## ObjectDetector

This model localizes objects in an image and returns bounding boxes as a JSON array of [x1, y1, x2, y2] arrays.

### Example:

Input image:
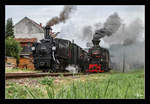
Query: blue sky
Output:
[[5, 5, 145, 48]]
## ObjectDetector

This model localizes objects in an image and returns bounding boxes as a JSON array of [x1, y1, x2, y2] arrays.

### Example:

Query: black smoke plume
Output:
[[47, 5, 77, 26], [81, 22, 102, 41], [103, 18, 144, 46], [93, 12, 121, 41]]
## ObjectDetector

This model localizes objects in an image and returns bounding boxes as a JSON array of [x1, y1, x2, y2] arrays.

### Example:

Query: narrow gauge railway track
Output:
[[5, 72, 84, 80]]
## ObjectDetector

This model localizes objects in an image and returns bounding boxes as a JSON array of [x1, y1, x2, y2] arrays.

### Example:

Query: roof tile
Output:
[[15, 38, 37, 43]]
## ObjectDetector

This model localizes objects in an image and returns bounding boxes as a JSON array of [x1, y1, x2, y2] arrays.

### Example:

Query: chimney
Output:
[[40, 23, 42, 27]]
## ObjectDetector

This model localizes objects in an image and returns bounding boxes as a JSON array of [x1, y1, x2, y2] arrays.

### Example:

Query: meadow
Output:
[[5, 69, 144, 99]]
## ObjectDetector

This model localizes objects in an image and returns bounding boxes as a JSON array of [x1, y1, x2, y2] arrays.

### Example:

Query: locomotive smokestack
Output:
[[44, 25, 52, 39], [92, 39, 100, 46]]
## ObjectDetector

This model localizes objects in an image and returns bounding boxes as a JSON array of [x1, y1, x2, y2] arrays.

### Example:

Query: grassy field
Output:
[[5, 69, 144, 99]]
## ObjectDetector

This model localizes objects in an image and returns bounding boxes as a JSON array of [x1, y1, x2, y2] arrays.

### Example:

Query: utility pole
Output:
[[123, 48, 125, 73], [122, 24, 125, 73]]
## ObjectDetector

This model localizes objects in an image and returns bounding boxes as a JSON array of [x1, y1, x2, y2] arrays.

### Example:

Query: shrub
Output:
[[5, 37, 22, 65]]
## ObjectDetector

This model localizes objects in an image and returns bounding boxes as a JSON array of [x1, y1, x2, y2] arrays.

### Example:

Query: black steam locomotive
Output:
[[32, 26, 110, 72]]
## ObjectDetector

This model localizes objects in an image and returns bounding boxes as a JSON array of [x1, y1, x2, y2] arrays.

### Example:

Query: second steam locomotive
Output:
[[32, 26, 111, 72]]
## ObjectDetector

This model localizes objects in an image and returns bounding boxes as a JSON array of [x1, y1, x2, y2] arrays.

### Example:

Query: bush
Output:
[[5, 37, 22, 65]]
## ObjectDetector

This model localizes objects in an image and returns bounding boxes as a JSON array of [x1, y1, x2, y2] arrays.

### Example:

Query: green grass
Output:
[[39, 76, 54, 87], [55, 71, 144, 99], [5, 69, 144, 99], [5, 83, 45, 99]]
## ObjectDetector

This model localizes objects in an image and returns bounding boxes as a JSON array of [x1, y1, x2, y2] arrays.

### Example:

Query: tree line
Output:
[[5, 18, 22, 65]]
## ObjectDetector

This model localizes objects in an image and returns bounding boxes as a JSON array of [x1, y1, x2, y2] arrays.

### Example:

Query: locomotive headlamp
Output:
[[52, 46, 56, 51], [31, 47, 35, 51]]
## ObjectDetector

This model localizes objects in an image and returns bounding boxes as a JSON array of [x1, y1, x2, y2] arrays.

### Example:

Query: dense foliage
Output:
[[5, 18, 22, 65], [5, 37, 22, 64]]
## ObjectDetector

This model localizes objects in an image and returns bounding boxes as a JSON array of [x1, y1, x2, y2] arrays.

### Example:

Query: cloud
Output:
[[6, 5, 144, 25], [5, 5, 145, 48]]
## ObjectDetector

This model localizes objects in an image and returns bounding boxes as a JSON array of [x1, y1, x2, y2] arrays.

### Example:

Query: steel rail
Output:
[[5, 72, 83, 80]]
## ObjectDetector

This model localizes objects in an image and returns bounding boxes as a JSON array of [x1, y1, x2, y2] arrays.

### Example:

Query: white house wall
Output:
[[15, 33, 44, 42], [14, 17, 44, 41], [14, 18, 43, 34]]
